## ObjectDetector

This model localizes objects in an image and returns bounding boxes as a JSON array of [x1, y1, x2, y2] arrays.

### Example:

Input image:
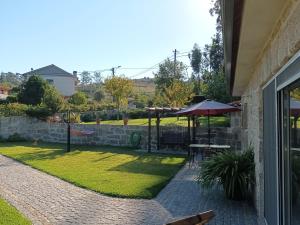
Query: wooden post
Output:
[[67, 110, 71, 152], [148, 112, 152, 152], [156, 112, 160, 151]]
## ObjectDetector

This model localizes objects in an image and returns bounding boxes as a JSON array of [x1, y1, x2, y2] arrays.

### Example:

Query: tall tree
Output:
[[104, 76, 133, 115], [93, 72, 102, 84], [190, 44, 202, 94], [190, 0, 231, 103], [163, 81, 194, 107], [18, 75, 47, 105], [154, 59, 187, 92], [80, 71, 92, 85]]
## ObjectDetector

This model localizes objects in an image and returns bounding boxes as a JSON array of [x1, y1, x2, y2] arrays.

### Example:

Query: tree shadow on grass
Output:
[[108, 156, 185, 177]]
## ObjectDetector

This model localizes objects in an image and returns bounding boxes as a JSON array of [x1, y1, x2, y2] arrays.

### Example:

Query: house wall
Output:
[[42, 75, 76, 96], [240, 1, 300, 217]]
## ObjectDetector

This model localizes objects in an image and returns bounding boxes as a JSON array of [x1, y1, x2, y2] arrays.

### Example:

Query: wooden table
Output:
[[189, 144, 231, 163]]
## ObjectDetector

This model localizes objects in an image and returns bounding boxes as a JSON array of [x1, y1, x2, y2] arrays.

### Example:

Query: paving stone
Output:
[[0, 155, 262, 225]]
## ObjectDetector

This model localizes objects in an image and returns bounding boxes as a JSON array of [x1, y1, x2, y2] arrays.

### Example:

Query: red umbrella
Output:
[[176, 99, 240, 144]]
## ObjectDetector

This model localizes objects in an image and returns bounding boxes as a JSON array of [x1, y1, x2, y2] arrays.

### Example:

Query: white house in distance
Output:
[[23, 64, 78, 97]]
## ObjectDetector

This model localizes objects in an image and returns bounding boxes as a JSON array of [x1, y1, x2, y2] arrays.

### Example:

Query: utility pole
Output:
[[173, 49, 177, 77], [111, 66, 121, 77], [111, 67, 115, 76]]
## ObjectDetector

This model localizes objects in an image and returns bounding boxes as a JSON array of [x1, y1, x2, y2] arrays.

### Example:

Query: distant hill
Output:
[[132, 78, 155, 95]]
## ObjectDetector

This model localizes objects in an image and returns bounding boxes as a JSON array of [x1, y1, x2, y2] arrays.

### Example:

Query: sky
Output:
[[0, 0, 216, 79]]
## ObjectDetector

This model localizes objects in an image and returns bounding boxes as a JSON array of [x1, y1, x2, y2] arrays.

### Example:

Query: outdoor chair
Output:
[[165, 210, 215, 225]]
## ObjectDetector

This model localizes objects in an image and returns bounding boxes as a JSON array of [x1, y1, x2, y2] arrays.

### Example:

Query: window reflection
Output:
[[290, 88, 300, 224]]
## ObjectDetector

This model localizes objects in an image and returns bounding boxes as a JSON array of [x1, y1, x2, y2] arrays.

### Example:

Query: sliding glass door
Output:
[[280, 81, 300, 225]]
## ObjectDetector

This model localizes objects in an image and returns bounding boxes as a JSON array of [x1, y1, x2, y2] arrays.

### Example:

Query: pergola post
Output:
[[156, 112, 160, 150], [148, 112, 152, 152]]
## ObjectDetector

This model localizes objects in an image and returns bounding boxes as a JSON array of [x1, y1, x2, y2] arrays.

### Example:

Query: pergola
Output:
[[145, 107, 196, 152]]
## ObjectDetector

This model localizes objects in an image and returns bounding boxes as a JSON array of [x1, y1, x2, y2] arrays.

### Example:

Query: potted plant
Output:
[[198, 147, 255, 200]]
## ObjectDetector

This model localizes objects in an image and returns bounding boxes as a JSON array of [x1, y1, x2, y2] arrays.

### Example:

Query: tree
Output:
[[154, 58, 187, 92], [133, 93, 152, 108], [0, 72, 23, 86], [163, 81, 194, 107], [93, 72, 102, 84], [187, 0, 231, 103], [94, 89, 105, 102], [201, 71, 231, 103], [104, 76, 133, 113], [18, 75, 47, 105], [68, 92, 87, 105], [80, 71, 92, 85], [190, 44, 203, 94], [43, 85, 64, 114]]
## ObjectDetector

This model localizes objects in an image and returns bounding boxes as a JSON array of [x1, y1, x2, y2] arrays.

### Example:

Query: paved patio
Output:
[[0, 154, 262, 225]]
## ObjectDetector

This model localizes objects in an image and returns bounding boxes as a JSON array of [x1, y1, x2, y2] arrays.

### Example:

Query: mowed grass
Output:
[[0, 142, 186, 199], [83, 116, 230, 127], [0, 198, 31, 225]]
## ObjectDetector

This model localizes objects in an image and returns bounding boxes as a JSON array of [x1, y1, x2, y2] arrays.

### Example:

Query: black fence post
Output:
[[148, 112, 152, 153]]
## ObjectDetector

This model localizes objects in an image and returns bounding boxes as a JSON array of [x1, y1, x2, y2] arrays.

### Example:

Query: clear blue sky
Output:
[[0, 0, 216, 78]]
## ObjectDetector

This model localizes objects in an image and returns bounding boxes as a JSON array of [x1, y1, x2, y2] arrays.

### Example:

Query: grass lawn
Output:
[[83, 116, 230, 127], [0, 198, 31, 225], [0, 142, 186, 199]]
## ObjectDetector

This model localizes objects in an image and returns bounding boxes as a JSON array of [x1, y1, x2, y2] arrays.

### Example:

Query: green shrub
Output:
[[26, 105, 53, 120], [6, 95, 18, 103], [81, 112, 97, 122], [7, 133, 26, 142], [198, 147, 255, 200], [0, 103, 28, 116], [68, 92, 87, 105]]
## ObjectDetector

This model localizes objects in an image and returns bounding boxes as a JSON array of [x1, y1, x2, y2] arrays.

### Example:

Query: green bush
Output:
[[198, 147, 255, 200], [6, 95, 18, 103], [26, 105, 53, 120], [81, 112, 97, 122], [68, 92, 87, 105], [0, 103, 28, 116], [7, 133, 26, 142]]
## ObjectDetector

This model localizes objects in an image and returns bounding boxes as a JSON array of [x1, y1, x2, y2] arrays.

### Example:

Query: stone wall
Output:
[[0, 116, 241, 151], [240, 1, 300, 217]]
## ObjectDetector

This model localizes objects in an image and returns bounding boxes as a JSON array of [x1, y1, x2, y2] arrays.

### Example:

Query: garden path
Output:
[[0, 155, 263, 225]]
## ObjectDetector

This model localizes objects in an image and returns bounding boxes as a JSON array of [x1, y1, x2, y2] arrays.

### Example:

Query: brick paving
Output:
[[0, 155, 262, 225]]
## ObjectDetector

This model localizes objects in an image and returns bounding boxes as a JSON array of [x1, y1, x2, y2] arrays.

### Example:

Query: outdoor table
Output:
[[189, 144, 231, 163]]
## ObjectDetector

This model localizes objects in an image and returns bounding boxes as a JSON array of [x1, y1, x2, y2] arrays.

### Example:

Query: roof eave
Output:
[[222, 0, 244, 96]]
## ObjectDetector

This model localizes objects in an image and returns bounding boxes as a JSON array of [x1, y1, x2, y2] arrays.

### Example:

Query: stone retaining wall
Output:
[[0, 116, 241, 151]]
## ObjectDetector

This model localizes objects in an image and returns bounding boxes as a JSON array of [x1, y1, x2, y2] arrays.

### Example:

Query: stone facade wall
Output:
[[240, 1, 300, 217], [0, 116, 241, 151]]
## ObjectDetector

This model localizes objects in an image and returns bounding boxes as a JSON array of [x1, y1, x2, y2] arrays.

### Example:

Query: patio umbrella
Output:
[[176, 99, 240, 144]]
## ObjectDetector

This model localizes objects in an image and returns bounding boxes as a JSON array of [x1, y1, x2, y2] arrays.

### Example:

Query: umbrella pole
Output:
[[208, 115, 211, 145], [192, 116, 196, 143]]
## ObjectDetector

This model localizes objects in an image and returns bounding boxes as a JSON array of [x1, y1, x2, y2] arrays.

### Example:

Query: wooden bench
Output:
[[165, 210, 215, 225]]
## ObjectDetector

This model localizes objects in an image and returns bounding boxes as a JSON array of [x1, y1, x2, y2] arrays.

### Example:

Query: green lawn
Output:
[[0, 142, 186, 199], [0, 198, 31, 225], [83, 116, 230, 127]]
